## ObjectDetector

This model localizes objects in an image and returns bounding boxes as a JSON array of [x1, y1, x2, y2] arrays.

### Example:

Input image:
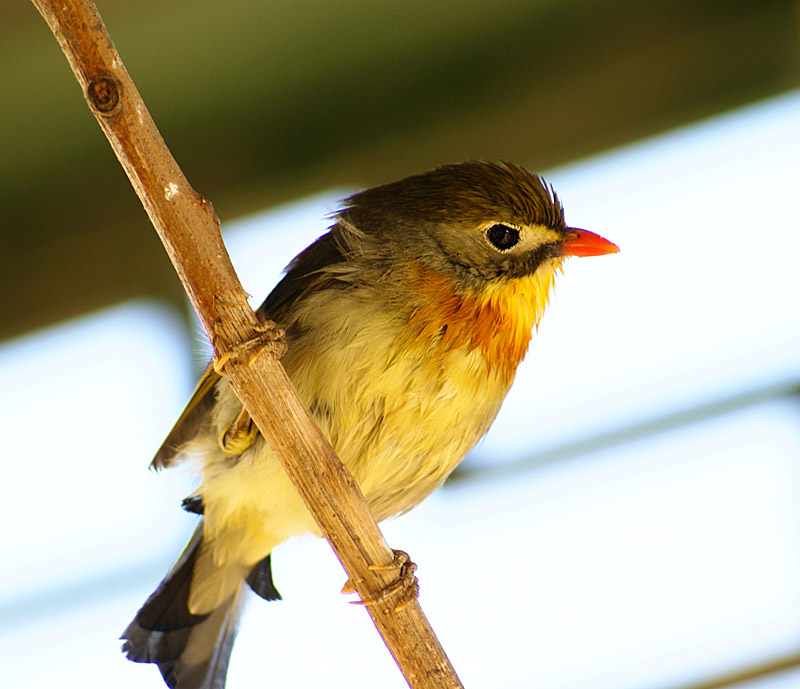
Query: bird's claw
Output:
[[344, 549, 419, 612]]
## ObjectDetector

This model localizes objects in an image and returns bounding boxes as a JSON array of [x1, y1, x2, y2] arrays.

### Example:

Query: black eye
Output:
[[486, 224, 520, 250]]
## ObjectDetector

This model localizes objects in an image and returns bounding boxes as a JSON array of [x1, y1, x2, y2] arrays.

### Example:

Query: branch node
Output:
[[86, 73, 120, 114]]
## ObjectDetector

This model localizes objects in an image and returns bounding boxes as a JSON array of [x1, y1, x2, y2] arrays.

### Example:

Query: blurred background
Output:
[[2, 1, 800, 688]]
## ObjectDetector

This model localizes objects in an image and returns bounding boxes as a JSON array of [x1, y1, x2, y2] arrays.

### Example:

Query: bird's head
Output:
[[337, 160, 617, 291]]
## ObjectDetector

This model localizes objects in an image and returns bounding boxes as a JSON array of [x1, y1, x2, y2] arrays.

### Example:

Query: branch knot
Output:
[[87, 74, 120, 114]]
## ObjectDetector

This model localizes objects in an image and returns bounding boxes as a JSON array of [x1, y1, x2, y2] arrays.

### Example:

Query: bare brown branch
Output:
[[30, 1, 463, 687]]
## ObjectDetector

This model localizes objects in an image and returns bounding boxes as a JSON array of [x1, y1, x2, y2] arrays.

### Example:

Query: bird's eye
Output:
[[486, 224, 520, 251]]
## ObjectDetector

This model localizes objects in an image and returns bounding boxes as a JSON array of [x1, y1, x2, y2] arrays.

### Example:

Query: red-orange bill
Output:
[[561, 228, 619, 258]]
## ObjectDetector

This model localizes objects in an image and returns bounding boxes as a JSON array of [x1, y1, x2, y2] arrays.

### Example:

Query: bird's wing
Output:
[[151, 364, 220, 469], [151, 230, 344, 469], [255, 229, 344, 323]]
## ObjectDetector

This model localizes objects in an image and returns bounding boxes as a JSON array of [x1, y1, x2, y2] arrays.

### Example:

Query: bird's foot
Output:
[[343, 549, 419, 612], [212, 292, 287, 374]]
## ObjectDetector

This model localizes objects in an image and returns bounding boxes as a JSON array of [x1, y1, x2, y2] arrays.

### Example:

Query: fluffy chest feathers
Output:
[[274, 260, 559, 518]]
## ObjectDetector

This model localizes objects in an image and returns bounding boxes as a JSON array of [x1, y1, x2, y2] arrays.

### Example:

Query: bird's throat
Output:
[[407, 261, 561, 384]]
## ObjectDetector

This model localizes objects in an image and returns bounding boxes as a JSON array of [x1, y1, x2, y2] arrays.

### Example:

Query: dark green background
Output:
[[3, 0, 798, 340]]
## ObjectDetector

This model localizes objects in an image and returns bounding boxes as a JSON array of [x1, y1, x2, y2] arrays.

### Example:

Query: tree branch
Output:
[[30, 1, 463, 687]]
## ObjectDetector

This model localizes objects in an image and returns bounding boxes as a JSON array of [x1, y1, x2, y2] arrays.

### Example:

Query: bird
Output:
[[121, 161, 618, 689]]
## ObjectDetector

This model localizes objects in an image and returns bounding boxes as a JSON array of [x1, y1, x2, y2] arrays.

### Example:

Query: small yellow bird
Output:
[[122, 161, 618, 688]]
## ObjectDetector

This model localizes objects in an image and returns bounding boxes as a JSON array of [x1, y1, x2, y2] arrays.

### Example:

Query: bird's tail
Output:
[[121, 527, 243, 689]]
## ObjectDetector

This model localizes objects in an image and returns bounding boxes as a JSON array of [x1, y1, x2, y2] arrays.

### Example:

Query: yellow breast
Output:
[[276, 260, 562, 518]]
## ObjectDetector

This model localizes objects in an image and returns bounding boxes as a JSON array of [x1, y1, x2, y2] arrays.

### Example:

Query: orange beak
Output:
[[561, 228, 619, 258]]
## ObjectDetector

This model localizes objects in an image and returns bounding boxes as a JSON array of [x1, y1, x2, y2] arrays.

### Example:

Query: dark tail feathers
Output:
[[121, 526, 281, 689]]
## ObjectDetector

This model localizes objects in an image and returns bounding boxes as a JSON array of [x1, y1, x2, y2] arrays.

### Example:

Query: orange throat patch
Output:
[[408, 261, 562, 384]]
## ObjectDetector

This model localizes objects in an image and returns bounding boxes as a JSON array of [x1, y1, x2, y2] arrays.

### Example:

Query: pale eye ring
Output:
[[486, 224, 520, 251]]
